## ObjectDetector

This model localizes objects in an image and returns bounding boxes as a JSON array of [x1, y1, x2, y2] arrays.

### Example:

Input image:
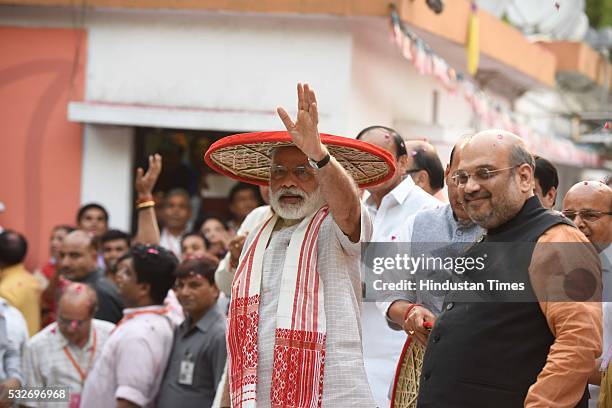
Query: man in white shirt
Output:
[[0, 296, 27, 406], [159, 189, 191, 258], [356, 125, 441, 407], [81, 244, 178, 408], [0, 297, 27, 353], [403, 139, 446, 202], [22, 283, 114, 407]]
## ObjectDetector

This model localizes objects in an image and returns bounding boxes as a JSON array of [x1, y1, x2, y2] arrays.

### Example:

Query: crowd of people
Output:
[[0, 83, 610, 407]]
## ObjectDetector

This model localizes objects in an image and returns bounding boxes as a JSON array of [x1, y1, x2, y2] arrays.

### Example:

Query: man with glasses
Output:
[[22, 283, 114, 407], [563, 180, 612, 407], [206, 84, 395, 407], [417, 130, 602, 407], [356, 126, 440, 407], [563, 181, 612, 253]]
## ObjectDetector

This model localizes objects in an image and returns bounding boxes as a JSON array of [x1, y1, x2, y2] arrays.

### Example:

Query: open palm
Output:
[[135, 154, 162, 196], [277, 83, 326, 160]]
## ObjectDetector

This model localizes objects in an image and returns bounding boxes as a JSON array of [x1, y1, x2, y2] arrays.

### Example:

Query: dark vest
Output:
[[416, 197, 587, 408]]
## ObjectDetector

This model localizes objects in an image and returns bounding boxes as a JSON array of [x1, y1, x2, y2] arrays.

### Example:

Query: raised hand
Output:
[[277, 83, 328, 161], [135, 154, 162, 199]]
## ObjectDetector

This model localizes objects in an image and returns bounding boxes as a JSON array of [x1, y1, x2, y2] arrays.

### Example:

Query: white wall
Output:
[[3, 5, 540, 214], [84, 9, 353, 134], [348, 18, 475, 163], [1, 5, 477, 145], [80, 124, 134, 231], [0, 6, 355, 134]]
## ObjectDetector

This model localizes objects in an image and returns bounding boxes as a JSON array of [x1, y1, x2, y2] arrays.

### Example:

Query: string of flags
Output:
[[388, 5, 602, 167]]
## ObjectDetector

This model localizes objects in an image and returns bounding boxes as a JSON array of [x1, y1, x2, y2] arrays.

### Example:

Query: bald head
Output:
[[58, 230, 98, 281], [464, 130, 533, 168], [356, 126, 408, 197], [58, 283, 98, 316], [356, 126, 406, 159], [57, 283, 98, 346], [457, 129, 535, 229], [563, 181, 612, 251], [565, 180, 612, 202], [63, 230, 95, 250]]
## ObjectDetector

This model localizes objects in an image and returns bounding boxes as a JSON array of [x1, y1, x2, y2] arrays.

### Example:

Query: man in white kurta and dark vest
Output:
[[204, 83, 395, 407]]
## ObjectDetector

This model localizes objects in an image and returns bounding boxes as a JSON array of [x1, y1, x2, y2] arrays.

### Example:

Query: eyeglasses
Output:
[[270, 165, 315, 181], [562, 210, 612, 223], [57, 316, 88, 328], [451, 166, 518, 187]]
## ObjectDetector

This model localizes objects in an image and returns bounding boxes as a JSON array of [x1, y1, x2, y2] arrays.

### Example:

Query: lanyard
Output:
[[111, 307, 169, 333], [63, 328, 97, 384]]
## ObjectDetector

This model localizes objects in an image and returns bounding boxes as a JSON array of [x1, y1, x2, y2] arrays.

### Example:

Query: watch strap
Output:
[[310, 153, 331, 169]]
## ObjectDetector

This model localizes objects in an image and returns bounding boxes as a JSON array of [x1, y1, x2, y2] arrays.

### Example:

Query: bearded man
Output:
[[417, 130, 602, 408], [205, 83, 394, 407]]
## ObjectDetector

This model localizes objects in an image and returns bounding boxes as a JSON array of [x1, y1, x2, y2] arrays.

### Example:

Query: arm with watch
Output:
[[277, 83, 362, 242]]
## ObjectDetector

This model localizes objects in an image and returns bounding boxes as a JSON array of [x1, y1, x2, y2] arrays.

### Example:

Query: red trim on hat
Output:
[[203, 131, 396, 188]]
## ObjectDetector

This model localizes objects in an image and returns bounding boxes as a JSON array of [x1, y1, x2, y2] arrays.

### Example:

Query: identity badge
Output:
[[179, 353, 195, 385]]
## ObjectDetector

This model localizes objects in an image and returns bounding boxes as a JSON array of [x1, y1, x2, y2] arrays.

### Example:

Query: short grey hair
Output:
[[509, 144, 535, 170]]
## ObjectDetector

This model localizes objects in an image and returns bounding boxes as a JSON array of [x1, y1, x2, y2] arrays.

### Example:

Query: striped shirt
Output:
[[22, 319, 115, 407]]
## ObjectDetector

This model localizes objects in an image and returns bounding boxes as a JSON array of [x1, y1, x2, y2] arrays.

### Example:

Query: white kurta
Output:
[[250, 204, 376, 407], [362, 177, 441, 407]]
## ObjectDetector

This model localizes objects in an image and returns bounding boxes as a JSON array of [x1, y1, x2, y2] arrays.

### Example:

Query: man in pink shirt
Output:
[[81, 244, 178, 408]]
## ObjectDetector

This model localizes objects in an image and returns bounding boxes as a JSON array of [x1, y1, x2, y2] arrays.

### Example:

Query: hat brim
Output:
[[204, 131, 396, 188]]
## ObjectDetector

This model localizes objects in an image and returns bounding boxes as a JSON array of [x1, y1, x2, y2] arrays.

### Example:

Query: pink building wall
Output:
[[0, 27, 86, 270]]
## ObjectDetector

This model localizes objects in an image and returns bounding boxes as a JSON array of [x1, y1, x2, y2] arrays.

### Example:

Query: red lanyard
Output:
[[111, 307, 169, 333], [63, 328, 97, 384]]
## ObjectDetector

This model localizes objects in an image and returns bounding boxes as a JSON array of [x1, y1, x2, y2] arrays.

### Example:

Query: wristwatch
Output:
[[308, 153, 331, 169]]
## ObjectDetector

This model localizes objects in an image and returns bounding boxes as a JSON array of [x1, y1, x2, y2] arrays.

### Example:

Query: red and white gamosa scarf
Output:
[[227, 206, 329, 408]]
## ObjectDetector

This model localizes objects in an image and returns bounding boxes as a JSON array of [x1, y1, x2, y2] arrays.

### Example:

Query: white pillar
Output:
[[80, 124, 134, 231]]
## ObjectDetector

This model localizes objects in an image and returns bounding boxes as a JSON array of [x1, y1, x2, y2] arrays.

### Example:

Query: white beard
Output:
[[269, 186, 325, 220]]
